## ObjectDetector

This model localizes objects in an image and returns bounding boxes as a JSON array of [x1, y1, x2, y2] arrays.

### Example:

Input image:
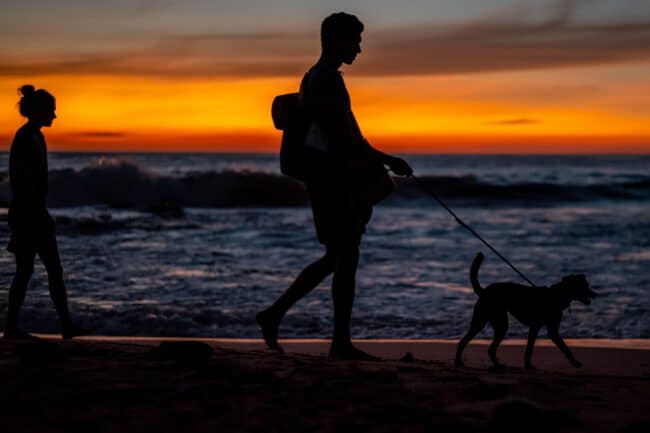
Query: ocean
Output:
[[0, 153, 648, 339]]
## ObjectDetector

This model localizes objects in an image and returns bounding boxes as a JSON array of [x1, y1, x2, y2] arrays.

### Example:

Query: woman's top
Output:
[[8, 123, 49, 229]]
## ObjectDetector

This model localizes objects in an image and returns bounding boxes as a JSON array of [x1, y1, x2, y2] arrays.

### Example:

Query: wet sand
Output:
[[0, 337, 648, 432]]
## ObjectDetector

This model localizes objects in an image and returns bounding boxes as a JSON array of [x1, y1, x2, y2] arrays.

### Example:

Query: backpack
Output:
[[272, 72, 324, 182], [271, 72, 394, 205]]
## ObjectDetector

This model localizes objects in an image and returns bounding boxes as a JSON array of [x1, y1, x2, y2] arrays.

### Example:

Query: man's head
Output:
[[321, 12, 364, 65]]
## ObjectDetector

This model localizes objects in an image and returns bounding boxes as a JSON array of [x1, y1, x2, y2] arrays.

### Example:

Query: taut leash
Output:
[[408, 174, 537, 287]]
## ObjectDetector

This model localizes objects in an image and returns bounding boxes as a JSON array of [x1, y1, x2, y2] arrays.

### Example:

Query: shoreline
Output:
[[5, 335, 650, 377], [43, 336, 650, 349], [18, 335, 650, 349]]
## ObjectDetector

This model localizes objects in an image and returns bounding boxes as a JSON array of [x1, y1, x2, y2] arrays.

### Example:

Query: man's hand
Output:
[[387, 156, 413, 176]]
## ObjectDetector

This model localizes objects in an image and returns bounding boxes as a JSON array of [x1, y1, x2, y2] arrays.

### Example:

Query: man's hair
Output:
[[321, 12, 364, 51]]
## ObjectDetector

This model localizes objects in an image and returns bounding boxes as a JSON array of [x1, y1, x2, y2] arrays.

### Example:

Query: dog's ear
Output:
[[563, 274, 597, 298]]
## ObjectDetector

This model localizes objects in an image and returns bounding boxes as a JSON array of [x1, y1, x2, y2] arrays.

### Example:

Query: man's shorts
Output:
[[308, 184, 373, 250]]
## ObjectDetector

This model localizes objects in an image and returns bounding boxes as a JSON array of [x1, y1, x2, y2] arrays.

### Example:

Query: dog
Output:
[[455, 252, 597, 370]]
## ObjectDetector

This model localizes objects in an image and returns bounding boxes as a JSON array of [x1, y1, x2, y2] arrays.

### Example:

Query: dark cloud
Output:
[[358, 20, 650, 76], [0, 32, 315, 78], [1, 3, 649, 78], [135, 0, 169, 15]]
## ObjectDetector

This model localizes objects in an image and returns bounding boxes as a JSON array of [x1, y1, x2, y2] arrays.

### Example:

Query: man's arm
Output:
[[309, 68, 413, 176], [351, 113, 412, 176], [361, 139, 413, 176]]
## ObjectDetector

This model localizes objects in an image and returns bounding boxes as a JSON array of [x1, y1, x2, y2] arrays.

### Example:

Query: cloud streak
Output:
[[70, 131, 127, 138], [487, 118, 540, 125], [1, 3, 649, 78], [487, 117, 540, 126], [0, 32, 315, 78], [359, 19, 650, 76]]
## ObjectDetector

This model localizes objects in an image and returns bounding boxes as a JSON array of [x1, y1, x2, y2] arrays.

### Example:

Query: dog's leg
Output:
[[524, 325, 541, 370], [487, 313, 508, 370], [548, 322, 582, 368], [455, 312, 486, 367]]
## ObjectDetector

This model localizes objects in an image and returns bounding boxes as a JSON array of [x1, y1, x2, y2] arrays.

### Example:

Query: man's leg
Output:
[[331, 246, 358, 346], [257, 250, 335, 352], [329, 245, 378, 360], [4, 247, 36, 339]]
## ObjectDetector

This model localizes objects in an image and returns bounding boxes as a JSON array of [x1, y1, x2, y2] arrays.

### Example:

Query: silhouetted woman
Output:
[[4, 85, 86, 339]]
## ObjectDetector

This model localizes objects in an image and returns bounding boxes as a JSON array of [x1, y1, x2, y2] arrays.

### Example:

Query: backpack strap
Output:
[[298, 70, 312, 111]]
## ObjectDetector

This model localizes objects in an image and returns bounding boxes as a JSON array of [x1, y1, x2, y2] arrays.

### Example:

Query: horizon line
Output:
[[1, 149, 649, 156]]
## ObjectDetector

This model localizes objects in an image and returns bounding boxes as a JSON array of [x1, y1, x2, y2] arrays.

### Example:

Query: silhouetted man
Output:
[[257, 12, 412, 360]]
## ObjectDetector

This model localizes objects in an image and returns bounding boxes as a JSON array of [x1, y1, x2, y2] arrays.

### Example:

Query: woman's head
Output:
[[18, 85, 56, 127]]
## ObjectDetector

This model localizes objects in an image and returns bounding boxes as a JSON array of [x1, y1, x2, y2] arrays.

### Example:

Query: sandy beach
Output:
[[0, 337, 648, 433]]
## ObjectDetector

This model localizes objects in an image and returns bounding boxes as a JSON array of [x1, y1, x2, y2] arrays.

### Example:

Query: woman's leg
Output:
[[37, 233, 72, 329], [37, 233, 87, 338], [4, 247, 36, 338]]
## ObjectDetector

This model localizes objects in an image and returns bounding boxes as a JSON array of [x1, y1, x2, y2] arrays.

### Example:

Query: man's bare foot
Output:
[[256, 310, 284, 354], [329, 343, 380, 361], [62, 324, 91, 340], [3, 328, 39, 340]]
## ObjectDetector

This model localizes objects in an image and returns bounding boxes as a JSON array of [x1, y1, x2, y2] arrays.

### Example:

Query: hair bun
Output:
[[19, 85, 35, 97]]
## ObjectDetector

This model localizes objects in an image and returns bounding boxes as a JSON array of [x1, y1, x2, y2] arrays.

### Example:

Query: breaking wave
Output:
[[0, 157, 648, 210]]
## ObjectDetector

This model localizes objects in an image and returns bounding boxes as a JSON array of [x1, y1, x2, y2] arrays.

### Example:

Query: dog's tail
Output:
[[470, 252, 484, 296]]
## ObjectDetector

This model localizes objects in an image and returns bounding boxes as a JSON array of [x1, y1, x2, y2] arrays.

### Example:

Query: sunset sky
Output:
[[1, 0, 649, 153]]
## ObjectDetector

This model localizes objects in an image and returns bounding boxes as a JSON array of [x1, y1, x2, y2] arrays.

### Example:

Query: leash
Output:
[[408, 174, 537, 287]]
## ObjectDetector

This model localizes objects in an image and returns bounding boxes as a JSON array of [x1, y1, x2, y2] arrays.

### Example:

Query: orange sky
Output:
[[1, 1, 650, 153], [1, 69, 648, 153]]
